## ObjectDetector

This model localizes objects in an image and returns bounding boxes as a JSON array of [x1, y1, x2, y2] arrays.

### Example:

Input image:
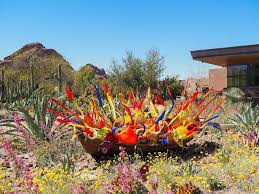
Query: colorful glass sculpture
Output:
[[49, 83, 224, 146]]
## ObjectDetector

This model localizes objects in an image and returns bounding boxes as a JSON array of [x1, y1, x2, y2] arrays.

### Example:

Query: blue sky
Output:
[[1, 0, 259, 78]]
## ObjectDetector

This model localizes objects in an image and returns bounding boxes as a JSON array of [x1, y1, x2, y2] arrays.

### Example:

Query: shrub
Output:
[[159, 76, 184, 100], [229, 102, 258, 133], [108, 49, 165, 94], [224, 87, 245, 103]]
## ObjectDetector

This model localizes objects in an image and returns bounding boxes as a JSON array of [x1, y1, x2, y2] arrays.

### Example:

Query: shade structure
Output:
[[191, 44, 259, 66]]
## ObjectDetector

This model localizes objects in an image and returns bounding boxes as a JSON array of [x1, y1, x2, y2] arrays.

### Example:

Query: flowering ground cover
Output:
[[1, 126, 258, 193], [0, 87, 258, 193]]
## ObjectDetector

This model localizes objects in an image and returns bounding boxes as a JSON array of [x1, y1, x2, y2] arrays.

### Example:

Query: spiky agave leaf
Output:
[[18, 104, 45, 139], [229, 102, 259, 133], [0, 119, 16, 128]]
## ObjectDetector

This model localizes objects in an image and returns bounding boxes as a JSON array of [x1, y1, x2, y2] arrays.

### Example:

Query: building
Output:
[[191, 44, 259, 101]]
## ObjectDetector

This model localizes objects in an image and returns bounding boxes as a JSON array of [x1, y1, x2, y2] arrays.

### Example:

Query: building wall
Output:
[[209, 68, 227, 91]]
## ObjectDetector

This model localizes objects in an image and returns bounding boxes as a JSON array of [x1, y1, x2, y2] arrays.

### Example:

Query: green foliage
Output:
[[33, 142, 59, 166], [0, 69, 33, 103], [36, 80, 59, 95], [0, 63, 71, 103], [74, 64, 99, 96], [0, 57, 73, 97], [62, 140, 78, 174], [159, 76, 184, 99], [123, 52, 145, 91], [1, 94, 78, 165], [16, 96, 55, 140], [76, 65, 96, 82], [108, 49, 165, 94], [216, 147, 230, 164], [229, 102, 259, 133], [0, 119, 15, 128], [224, 87, 245, 103], [206, 174, 224, 191], [143, 49, 165, 89], [179, 161, 197, 177], [0, 119, 24, 146]]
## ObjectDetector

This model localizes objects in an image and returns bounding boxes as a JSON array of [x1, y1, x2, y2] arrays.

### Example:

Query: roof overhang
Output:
[[191, 44, 259, 66]]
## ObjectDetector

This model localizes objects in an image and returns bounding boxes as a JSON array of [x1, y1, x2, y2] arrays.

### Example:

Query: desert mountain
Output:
[[0, 43, 107, 92], [0, 43, 74, 70], [77, 63, 107, 80], [0, 43, 74, 91]]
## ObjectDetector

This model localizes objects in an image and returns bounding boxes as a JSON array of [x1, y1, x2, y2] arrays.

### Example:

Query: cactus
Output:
[[30, 65, 34, 93], [0, 69, 5, 101], [57, 64, 62, 93], [26, 78, 30, 97], [0, 64, 64, 103], [0, 70, 31, 103], [19, 80, 23, 97]]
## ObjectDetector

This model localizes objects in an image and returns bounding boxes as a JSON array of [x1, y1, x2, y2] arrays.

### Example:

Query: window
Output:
[[255, 65, 259, 85], [227, 65, 248, 87], [250, 64, 259, 86]]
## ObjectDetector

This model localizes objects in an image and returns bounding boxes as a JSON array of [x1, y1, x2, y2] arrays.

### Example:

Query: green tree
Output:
[[74, 65, 99, 96], [143, 49, 165, 89], [159, 76, 184, 100], [109, 60, 127, 93], [108, 49, 165, 94], [123, 52, 145, 91]]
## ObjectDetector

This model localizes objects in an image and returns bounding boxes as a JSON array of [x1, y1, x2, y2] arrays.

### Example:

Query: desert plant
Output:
[[159, 76, 184, 100], [108, 48, 165, 93], [241, 131, 259, 146], [0, 92, 49, 111], [62, 140, 78, 174], [0, 118, 15, 128], [206, 174, 224, 191], [2, 95, 64, 140], [224, 87, 245, 103], [216, 147, 231, 164], [229, 102, 259, 134], [0, 140, 29, 178], [1, 94, 79, 165], [15, 96, 54, 140], [179, 161, 197, 177]]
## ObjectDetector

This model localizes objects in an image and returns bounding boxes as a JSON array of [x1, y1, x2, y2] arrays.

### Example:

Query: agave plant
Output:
[[1, 94, 40, 111], [0, 96, 54, 139], [0, 118, 15, 128], [15, 96, 57, 140], [224, 87, 245, 103], [229, 103, 259, 145], [0, 119, 17, 141], [0, 117, 29, 147], [229, 102, 258, 133]]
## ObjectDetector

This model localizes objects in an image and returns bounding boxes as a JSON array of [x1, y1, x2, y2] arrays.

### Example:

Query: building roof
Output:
[[191, 44, 259, 66]]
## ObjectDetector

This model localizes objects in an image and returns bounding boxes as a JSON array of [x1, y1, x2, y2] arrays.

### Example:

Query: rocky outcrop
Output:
[[3, 43, 45, 61], [77, 63, 107, 80], [0, 43, 107, 92], [0, 42, 73, 70], [0, 43, 74, 91], [85, 63, 106, 77], [84, 63, 106, 77]]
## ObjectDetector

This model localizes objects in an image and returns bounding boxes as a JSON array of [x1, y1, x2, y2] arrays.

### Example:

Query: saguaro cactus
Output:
[[26, 78, 30, 97], [0, 64, 66, 103], [0, 69, 5, 101], [57, 64, 62, 93], [19, 80, 23, 97], [30, 65, 34, 93]]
